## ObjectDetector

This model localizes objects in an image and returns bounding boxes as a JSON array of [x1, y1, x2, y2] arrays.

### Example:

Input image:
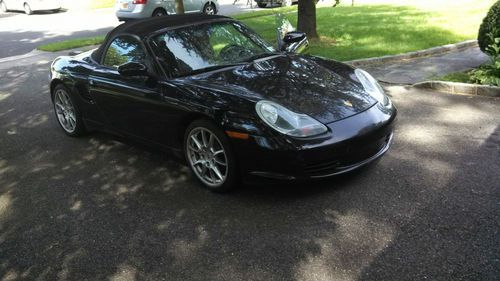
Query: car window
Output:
[[209, 24, 262, 57], [103, 36, 146, 68], [150, 21, 276, 77]]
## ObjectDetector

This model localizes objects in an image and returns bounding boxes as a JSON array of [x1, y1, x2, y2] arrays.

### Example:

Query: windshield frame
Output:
[[146, 19, 277, 79]]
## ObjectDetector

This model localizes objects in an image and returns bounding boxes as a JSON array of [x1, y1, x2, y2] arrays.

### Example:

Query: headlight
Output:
[[256, 100, 328, 137], [355, 69, 391, 107]]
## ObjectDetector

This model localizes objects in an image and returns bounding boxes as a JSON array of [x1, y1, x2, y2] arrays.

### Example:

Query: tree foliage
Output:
[[478, 0, 500, 54]]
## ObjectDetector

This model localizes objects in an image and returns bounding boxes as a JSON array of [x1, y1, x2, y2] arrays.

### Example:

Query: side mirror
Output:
[[281, 31, 309, 54], [283, 31, 306, 44], [117, 61, 148, 77]]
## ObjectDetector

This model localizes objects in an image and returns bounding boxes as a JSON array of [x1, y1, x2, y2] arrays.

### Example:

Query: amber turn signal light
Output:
[[225, 131, 249, 140]]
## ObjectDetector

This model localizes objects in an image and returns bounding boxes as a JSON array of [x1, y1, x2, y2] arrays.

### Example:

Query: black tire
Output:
[[152, 8, 166, 17], [184, 119, 239, 192], [0, 1, 8, 12], [202, 3, 216, 15], [24, 3, 32, 15], [257, 2, 267, 8], [52, 84, 87, 137]]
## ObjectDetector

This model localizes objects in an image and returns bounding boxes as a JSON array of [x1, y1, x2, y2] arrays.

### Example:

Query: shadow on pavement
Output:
[[0, 60, 499, 280], [0, 28, 112, 59]]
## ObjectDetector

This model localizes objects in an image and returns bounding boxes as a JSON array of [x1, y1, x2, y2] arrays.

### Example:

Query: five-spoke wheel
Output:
[[52, 84, 85, 136], [203, 3, 216, 15], [185, 119, 237, 191]]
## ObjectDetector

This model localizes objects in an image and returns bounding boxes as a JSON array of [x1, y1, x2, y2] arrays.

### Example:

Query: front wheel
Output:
[[52, 84, 86, 137], [202, 3, 216, 15], [184, 119, 238, 192], [24, 3, 32, 15], [257, 2, 267, 8]]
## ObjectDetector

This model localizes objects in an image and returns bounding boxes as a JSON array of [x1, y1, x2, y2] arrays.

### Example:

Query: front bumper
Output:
[[116, 4, 148, 20], [254, 0, 283, 4], [231, 103, 397, 180]]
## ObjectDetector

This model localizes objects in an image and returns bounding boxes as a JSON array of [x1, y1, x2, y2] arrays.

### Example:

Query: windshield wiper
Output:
[[244, 52, 282, 63], [187, 62, 249, 76]]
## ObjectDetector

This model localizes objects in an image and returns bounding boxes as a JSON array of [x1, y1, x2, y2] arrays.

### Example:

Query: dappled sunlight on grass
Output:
[[240, 0, 496, 60]]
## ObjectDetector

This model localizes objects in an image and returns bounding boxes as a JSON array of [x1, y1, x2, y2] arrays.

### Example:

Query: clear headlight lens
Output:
[[256, 100, 328, 138], [355, 69, 391, 107]]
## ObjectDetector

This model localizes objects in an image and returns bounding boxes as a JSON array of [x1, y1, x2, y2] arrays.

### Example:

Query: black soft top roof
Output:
[[91, 14, 231, 62]]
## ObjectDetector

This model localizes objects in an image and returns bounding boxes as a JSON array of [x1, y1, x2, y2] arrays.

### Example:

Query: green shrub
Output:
[[469, 61, 500, 86], [478, 0, 500, 54], [470, 30, 500, 86]]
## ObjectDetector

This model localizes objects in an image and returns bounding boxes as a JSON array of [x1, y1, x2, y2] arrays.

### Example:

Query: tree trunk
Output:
[[175, 0, 185, 14], [297, 0, 318, 40]]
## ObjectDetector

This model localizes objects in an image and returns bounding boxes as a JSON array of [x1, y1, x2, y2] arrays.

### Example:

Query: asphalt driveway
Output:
[[0, 52, 499, 280]]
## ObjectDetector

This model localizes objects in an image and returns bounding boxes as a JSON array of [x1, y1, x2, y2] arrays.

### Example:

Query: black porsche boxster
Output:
[[49, 14, 396, 191]]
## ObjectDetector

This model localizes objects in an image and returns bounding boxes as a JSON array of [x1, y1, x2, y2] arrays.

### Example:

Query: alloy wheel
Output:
[[153, 9, 166, 17], [54, 88, 77, 133], [204, 4, 215, 15], [186, 127, 228, 188]]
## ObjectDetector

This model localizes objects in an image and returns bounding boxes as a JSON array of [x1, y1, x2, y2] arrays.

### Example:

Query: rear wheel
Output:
[[0, 1, 8, 12], [184, 119, 238, 192], [257, 2, 267, 8], [52, 84, 86, 137], [152, 8, 166, 17], [23, 3, 32, 15], [202, 3, 216, 15]]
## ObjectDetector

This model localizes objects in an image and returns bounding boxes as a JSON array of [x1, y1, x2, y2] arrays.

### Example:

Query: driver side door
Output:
[[88, 35, 170, 145]]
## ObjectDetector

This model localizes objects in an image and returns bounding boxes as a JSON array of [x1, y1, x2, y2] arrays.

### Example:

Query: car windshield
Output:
[[150, 21, 277, 77]]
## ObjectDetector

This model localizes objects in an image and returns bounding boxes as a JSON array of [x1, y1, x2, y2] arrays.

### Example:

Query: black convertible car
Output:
[[49, 14, 396, 191]]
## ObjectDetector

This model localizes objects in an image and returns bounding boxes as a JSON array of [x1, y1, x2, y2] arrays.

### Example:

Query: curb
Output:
[[0, 45, 99, 65], [413, 81, 500, 97], [347, 40, 478, 67]]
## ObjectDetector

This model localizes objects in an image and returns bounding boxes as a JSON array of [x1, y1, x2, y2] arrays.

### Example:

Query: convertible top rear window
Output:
[[150, 21, 275, 77]]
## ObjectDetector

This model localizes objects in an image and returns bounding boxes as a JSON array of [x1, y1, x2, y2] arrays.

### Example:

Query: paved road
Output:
[[0, 51, 499, 280], [0, 1, 267, 59]]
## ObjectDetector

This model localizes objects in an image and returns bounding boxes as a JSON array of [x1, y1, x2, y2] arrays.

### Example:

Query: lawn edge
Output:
[[37, 37, 105, 52], [413, 80, 500, 97]]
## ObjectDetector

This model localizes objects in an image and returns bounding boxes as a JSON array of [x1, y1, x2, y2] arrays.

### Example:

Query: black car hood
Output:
[[179, 54, 377, 124]]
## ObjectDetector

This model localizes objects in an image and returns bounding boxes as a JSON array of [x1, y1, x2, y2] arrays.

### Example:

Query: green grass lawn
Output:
[[38, 0, 496, 60], [90, 0, 115, 9], [37, 36, 104, 52], [433, 71, 472, 83], [236, 0, 496, 61]]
